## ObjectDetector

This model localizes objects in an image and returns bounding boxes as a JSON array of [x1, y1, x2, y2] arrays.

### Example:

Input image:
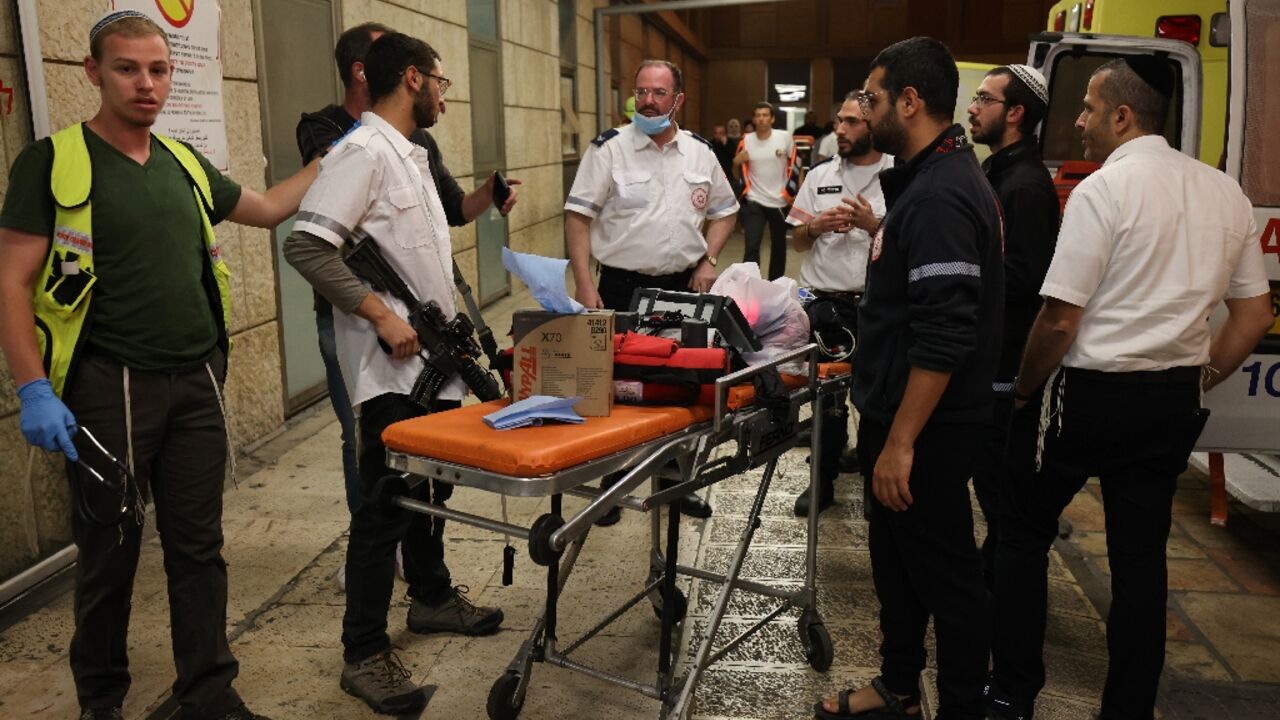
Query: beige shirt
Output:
[[566, 123, 738, 275], [1042, 135, 1269, 371]]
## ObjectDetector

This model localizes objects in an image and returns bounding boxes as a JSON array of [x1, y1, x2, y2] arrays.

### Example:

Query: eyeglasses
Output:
[[970, 93, 1008, 107], [854, 90, 886, 110], [406, 66, 451, 96], [634, 88, 674, 101]]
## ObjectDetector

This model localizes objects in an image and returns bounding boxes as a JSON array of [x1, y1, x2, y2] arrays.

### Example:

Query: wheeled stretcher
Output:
[[378, 345, 852, 719]]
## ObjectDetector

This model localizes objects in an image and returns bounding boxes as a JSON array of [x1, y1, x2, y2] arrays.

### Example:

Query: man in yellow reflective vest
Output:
[[0, 12, 317, 720]]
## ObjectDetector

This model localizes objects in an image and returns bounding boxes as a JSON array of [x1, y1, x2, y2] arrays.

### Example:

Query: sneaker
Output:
[[983, 677, 1031, 720], [407, 585, 504, 636], [340, 649, 427, 715], [79, 709, 123, 720]]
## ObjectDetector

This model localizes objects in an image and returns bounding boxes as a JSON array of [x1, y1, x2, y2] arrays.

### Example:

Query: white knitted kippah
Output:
[[1007, 64, 1049, 107]]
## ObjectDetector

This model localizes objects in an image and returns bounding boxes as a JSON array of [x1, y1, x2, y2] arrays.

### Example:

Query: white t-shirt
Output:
[[787, 153, 894, 292], [1041, 135, 1269, 371], [564, 123, 738, 274], [741, 129, 793, 208], [294, 112, 464, 407]]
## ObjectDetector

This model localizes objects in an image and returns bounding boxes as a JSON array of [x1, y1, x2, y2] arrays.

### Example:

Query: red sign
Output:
[[1262, 217, 1280, 261], [154, 0, 195, 28]]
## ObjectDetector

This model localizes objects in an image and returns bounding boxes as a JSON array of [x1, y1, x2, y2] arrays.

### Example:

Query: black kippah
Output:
[[1121, 56, 1175, 99]]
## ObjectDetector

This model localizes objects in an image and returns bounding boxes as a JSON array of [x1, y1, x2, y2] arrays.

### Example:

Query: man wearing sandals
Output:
[[0, 12, 319, 720], [816, 37, 1002, 719]]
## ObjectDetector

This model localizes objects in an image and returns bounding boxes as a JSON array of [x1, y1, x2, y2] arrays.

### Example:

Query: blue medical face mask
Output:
[[632, 104, 675, 135]]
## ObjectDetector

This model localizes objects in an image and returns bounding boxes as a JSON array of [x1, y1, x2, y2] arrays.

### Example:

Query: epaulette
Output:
[[590, 128, 621, 147], [686, 131, 715, 150], [809, 156, 836, 170]]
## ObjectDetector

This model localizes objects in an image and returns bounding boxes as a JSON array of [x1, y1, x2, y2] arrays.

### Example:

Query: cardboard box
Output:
[[512, 309, 615, 416]]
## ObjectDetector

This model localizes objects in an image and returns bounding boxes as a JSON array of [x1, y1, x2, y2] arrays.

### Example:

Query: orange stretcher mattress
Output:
[[382, 363, 851, 478], [384, 401, 713, 477]]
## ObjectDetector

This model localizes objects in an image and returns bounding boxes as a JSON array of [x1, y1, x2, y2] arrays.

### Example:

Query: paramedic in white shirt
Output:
[[987, 56, 1273, 720], [786, 93, 893, 517]]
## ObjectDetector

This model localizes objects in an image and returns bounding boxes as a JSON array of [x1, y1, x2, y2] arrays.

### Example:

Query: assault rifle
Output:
[[345, 235, 501, 405]]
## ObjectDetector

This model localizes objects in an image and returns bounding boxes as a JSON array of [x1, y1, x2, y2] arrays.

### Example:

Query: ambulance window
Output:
[[1040, 52, 1182, 163], [1239, 3, 1280, 207]]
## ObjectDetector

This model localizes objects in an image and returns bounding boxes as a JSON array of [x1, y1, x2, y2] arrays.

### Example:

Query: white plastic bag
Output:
[[710, 262, 811, 373]]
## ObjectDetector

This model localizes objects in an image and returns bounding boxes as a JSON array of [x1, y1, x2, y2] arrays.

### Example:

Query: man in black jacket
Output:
[[965, 64, 1059, 590], [815, 37, 1002, 720]]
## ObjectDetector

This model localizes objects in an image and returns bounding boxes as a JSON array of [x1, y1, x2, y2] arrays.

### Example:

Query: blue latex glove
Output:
[[17, 378, 79, 461]]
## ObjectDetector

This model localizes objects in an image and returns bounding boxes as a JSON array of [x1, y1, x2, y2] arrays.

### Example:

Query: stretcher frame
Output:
[[383, 344, 850, 719]]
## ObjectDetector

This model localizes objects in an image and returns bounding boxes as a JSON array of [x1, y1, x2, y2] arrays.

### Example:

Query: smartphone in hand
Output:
[[492, 171, 511, 208]]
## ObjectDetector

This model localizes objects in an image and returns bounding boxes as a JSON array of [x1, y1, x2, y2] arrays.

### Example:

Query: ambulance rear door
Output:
[[1197, 0, 1280, 453]]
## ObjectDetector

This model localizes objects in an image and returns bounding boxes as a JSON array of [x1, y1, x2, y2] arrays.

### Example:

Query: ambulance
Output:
[[1033, 0, 1280, 516]]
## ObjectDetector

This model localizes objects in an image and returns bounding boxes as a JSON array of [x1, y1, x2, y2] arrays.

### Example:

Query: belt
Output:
[[810, 290, 862, 301], [1064, 366, 1201, 385], [599, 264, 693, 282]]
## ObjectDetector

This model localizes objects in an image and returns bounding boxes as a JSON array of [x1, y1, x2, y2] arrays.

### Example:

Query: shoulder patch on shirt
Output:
[[591, 128, 621, 147], [686, 131, 715, 150], [817, 186, 843, 195]]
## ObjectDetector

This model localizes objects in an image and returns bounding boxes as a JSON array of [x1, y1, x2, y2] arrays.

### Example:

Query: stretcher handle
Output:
[[712, 343, 820, 433]]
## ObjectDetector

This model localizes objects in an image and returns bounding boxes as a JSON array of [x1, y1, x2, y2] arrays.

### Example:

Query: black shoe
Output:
[[793, 487, 835, 517], [839, 447, 860, 473], [594, 506, 622, 526], [676, 492, 713, 519], [983, 677, 1032, 720], [79, 709, 123, 720]]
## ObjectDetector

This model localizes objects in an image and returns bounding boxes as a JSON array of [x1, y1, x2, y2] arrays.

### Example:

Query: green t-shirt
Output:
[[0, 126, 242, 371]]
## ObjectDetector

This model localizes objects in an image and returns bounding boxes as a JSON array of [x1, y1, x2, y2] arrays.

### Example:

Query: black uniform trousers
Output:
[[807, 291, 860, 491], [991, 367, 1205, 720], [971, 393, 1014, 590], [65, 352, 242, 719], [859, 418, 990, 719], [597, 264, 694, 312], [740, 199, 790, 280], [342, 393, 458, 663]]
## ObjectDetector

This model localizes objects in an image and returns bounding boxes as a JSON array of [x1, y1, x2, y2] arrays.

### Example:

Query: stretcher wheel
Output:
[[486, 671, 525, 720], [651, 587, 688, 624], [528, 513, 565, 566], [801, 621, 834, 672]]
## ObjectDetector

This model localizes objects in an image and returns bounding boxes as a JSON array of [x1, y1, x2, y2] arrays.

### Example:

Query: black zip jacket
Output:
[[295, 105, 469, 313], [982, 137, 1059, 384], [852, 125, 1004, 426]]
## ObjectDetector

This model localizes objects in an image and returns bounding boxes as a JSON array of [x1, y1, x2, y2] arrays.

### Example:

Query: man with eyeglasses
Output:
[[814, 37, 1002, 720], [566, 58, 738, 523], [295, 23, 517, 595], [785, 94, 893, 517], [964, 65, 1059, 592], [284, 32, 505, 715]]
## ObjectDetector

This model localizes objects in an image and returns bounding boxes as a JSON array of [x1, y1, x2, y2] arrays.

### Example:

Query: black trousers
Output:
[[859, 418, 990, 719], [342, 393, 458, 663], [740, 199, 790, 280], [65, 352, 241, 718], [971, 394, 1014, 590], [991, 368, 1205, 720], [807, 292, 860, 490], [597, 264, 694, 312]]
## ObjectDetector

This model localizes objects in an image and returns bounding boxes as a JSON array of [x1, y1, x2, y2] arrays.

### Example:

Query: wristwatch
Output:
[[701, 254, 718, 267]]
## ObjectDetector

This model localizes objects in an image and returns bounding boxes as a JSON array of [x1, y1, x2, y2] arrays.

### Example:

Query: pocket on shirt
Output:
[[683, 171, 712, 213], [612, 170, 652, 210], [386, 184, 432, 248]]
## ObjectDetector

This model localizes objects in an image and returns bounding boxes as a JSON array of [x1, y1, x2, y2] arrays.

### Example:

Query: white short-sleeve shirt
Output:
[[1040, 135, 1269, 371], [564, 123, 738, 275], [741, 129, 793, 208], [787, 153, 894, 292], [294, 111, 464, 407]]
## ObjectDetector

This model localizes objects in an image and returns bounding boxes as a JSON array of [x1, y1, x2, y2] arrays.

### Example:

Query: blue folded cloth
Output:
[[483, 395, 586, 430]]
